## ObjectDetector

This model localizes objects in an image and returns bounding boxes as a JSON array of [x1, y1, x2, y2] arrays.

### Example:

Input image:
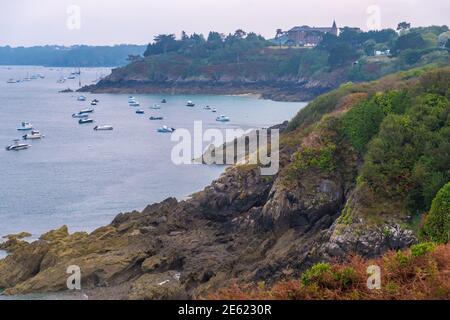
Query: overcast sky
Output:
[[1, 0, 449, 47]]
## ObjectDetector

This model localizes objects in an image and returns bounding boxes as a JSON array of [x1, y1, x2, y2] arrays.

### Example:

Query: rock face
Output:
[[0, 99, 419, 299]]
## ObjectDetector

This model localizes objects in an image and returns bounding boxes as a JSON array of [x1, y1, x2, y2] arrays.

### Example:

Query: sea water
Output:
[[0, 66, 306, 239]]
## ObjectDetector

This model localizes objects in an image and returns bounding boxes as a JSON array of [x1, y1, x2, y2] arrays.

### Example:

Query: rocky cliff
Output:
[[1, 66, 448, 299]]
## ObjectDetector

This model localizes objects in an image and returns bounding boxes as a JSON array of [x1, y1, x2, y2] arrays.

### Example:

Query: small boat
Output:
[[216, 115, 230, 122], [79, 118, 94, 124], [23, 77, 32, 82], [6, 140, 31, 151], [157, 126, 176, 133], [92, 99, 99, 103], [79, 108, 94, 114], [186, 101, 195, 107], [129, 101, 140, 107], [68, 75, 76, 80], [72, 113, 89, 118], [204, 106, 211, 110], [30, 75, 38, 80], [6, 79, 16, 84], [94, 125, 114, 131], [150, 104, 161, 110], [17, 122, 33, 131], [136, 110, 145, 114], [23, 130, 44, 140], [161, 99, 167, 104], [77, 95, 87, 101], [149, 116, 164, 121], [212, 108, 217, 113], [91, 101, 97, 106]]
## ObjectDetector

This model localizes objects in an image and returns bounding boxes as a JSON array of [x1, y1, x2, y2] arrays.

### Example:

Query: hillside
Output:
[[0, 45, 147, 67], [82, 26, 450, 101], [0, 65, 448, 299]]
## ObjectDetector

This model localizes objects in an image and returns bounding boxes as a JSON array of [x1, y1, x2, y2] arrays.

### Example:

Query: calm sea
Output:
[[0, 66, 306, 243]]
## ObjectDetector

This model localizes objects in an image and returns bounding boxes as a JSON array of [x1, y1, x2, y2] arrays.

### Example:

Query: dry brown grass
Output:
[[207, 244, 450, 300]]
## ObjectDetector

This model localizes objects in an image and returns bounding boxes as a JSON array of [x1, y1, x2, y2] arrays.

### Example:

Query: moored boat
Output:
[[150, 104, 161, 110], [23, 130, 44, 140], [79, 108, 95, 114], [77, 95, 87, 101], [149, 116, 164, 121], [186, 101, 195, 107], [79, 118, 94, 124], [6, 140, 31, 151], [216, 115, 230, 122], [72, 113, 90, 118], [17, 122, 33, 131], [94, 125, 114, 131], [136, 109, 145, 114], [157, 126, 176, 133]]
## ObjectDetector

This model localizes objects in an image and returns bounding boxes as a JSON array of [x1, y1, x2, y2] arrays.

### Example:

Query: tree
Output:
[[422, 182, 450, 244], [276, 29, 284, 48], [363, 39, 377, 56], [144, 34, 179, 56], [234, 29, 247, 39], [392, 32, 426, 54], [397, 21, 411, 32]]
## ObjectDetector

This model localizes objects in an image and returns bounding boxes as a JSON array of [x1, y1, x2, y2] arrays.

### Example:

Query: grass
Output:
[[207, 243, 450, 300]]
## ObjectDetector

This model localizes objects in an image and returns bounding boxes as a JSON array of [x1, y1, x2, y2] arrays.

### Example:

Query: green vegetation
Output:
[[285, 65, 449, 228], [410, 242, 436, 257], [421, 183, 450, 244], [110, 24, 448, 88]]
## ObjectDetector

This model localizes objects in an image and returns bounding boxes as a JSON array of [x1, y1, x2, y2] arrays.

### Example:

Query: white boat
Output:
[[17, 122, 33, 131], [157, 126, 176, 133], [72, 113, 90, 118], [212, 108, 217, 113], [6, 79, 16, 84], [23, 130, 44, 140], [94, 125, 114, 131], [150, 104, 161, 110], [216, 115, 230, 122], [129, 101, 140, 107], [204, 106, 211, 110], [91, 101, 97, 106], [79, 108, 95, 114], [6, 140, 31, 151], [77, 95, 87, 101], [186, 101, 195, 107], [79, 118, 94, 124]]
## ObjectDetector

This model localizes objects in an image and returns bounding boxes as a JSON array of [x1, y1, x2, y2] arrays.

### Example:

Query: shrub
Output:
[[422, 182, 450, 244], [411, 242, 436, 257], [301, 263, 332, 286]]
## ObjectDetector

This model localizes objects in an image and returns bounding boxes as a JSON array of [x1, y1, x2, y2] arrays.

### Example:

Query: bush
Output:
[[422, 183, 450, 244], [411, 242, 436, 257], [301, 263, 332, 286]]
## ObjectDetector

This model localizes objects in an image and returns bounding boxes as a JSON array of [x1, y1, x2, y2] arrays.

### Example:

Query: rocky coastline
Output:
[[79, 79, 335, 102]]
